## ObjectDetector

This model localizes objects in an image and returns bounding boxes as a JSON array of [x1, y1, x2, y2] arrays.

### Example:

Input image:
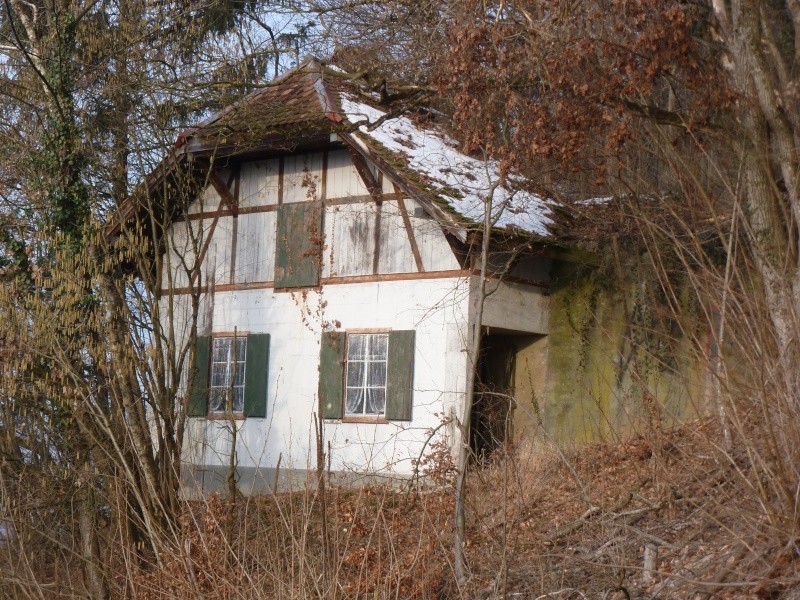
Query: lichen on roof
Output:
[[179, 61, 339, 151]]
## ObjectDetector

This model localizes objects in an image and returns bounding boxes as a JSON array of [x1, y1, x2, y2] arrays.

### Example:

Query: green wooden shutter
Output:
[[243, 334, 270, 418], [188, 335, 210, 416], [319, 331, 345, 419], [275, 202, 323, 288], [386, 330, 415, 421]]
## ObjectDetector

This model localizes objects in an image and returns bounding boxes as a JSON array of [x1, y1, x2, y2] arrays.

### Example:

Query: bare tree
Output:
[[0, 1, 317, 596]]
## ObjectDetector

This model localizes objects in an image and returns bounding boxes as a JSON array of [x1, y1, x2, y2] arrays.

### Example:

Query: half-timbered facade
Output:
[[128, 60, 555, 494]]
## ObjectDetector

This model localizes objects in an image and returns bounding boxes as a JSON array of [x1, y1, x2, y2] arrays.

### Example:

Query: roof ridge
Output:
[[175, 59, 333, 148]]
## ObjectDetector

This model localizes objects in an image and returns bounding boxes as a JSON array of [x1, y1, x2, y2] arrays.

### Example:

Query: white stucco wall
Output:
[[178, 276, 470, 479]]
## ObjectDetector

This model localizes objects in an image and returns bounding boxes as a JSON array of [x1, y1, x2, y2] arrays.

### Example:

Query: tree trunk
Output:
[[79, 472, 109, 600], [454, 181, 499, 587], [721, 0, 800, 384]]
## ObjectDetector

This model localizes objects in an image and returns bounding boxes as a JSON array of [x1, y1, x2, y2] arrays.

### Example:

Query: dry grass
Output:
[[2, 415, 799, 599], [464, 419, 800, 599]]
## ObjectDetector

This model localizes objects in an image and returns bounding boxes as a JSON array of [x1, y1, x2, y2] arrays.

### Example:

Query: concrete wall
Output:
[[540, 263, 710, 445]]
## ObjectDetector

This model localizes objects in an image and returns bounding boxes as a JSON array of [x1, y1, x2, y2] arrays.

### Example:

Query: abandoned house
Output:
[[120, 59, 687, 495]]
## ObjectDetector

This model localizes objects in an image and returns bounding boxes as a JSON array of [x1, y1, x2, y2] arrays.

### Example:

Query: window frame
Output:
[[342, 330, 391, 423], [207, 333, 248, 417], [189, 332, 271, 419]]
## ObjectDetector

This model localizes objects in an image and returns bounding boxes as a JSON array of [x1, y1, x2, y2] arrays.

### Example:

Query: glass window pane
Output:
[[346, 387, 364, 415], [370, 335, 388, 360], [365, 388, 385, 415], [347, 334, 366, 359], [209, 389, 225, 412], [213, 338, 230, 362], [210, 366, 226, 387], [367, 362, 387, 387], [232, 388, 244, 413], [235, 338, 247, 359], [233, 362, 245, 386], [346, 362, 365, 387]]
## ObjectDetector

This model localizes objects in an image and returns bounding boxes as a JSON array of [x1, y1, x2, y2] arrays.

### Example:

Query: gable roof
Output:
[[112, 58, 553, 242]]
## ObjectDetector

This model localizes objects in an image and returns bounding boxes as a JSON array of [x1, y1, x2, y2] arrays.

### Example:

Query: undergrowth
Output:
[[3, 416, 798, 598]]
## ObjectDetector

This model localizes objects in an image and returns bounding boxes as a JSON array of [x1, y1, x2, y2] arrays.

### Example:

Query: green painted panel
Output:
[[319, 331, 345, 419], [275, 202, 323, 288], [188, 336, 210, 417], [244, 334, 270, 418], [386, 330, 415, 421]]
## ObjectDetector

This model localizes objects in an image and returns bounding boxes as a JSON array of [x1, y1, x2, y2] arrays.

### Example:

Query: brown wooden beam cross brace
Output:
[[346, 147, 383, 204], [210, 171, 238, 215]]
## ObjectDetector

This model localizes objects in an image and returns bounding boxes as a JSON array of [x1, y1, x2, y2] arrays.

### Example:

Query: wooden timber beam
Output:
[[346, 146, 383, 204], [394, 184, 425, 273], [209, 170, 238, 215]]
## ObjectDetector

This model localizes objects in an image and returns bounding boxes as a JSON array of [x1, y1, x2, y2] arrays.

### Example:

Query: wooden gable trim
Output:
[[346, 146, 383, 204]]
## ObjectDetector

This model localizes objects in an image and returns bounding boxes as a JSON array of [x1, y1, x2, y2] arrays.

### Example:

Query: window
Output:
[[209, 336, 247, 413], [188, 334, 271, 418], [345, 333, 389, 416], [319, 330, 415, 421]]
